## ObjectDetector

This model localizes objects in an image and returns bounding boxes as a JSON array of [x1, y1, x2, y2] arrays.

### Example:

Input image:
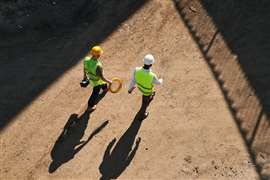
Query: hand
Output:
[[128, 87, 135, 94], [107, 80, 112, 84]]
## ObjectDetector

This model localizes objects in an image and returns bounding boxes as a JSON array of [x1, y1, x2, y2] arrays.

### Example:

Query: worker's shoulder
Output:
[[150, 71, 156, 76], [135, 66, 142, 71], [84, 56, 91, 61], [149, 70, 157, 77], [97, 59, 103, 64]]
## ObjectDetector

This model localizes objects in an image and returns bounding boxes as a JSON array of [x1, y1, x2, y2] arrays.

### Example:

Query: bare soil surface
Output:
[[0, 0, 266, 179]]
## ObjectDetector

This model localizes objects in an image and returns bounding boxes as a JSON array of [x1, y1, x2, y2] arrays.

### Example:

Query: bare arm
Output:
[[96, 66, 112, 84], [83, 61, 87, 80], [83, 68, 87, 80]]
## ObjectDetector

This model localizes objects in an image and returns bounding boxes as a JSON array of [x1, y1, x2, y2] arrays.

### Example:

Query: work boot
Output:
[[86, 105, 97, 113], [143, 112, 149, 119], [139, 112, 149, 121]]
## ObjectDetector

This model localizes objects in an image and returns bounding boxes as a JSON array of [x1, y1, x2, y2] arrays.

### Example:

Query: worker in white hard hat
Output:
[[128, 54, 163, 120]]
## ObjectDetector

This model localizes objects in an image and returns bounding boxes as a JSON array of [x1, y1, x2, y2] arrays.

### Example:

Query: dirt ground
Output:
[[0, 0, 266, 179]]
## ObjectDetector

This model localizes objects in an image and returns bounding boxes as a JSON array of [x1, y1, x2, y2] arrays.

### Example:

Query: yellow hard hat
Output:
[[91, 46, 103, 56]]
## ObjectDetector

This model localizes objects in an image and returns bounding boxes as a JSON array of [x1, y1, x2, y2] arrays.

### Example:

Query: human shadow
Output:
[[49, 110, 109, 173], [99, 113, 143, 180]]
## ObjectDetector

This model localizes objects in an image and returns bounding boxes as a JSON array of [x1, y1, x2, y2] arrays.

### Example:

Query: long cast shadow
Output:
[[173, 0, 270, 179], [0, 0, 148, 131], [49, 110, 109, 173], [99, 113, 143, 180]]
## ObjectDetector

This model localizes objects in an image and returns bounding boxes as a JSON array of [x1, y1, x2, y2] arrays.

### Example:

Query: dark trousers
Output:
[[88, 84, 108, 108], [138, 92, 155, 118]]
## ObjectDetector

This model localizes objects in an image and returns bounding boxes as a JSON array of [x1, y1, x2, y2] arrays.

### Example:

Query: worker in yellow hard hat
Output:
[[128, 54, 163, 120], [81, 46, 112, 112]]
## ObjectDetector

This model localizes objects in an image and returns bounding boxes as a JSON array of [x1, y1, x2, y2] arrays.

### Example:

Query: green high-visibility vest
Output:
[[84, 56, 106, 87], [135, 67, 156, 96]]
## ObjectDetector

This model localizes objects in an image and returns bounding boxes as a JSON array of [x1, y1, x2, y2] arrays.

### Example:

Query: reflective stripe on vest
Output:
[[84, 57, 106, 87], [135, 67, 155, 96]]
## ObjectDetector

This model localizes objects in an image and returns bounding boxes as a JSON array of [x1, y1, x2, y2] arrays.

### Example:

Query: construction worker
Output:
[[81, 46, 112, 112], [128, 54, 163, 119]]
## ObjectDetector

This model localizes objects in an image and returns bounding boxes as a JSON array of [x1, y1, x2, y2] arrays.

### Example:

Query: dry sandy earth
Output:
[[0, 0, 260, 179]]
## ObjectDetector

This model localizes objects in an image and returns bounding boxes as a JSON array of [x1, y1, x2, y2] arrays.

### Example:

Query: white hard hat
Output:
[[143, 54, 155, 65]]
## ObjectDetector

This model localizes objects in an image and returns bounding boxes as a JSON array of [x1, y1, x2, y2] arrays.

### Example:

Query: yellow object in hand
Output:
[[109, 78, 122, 93]]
